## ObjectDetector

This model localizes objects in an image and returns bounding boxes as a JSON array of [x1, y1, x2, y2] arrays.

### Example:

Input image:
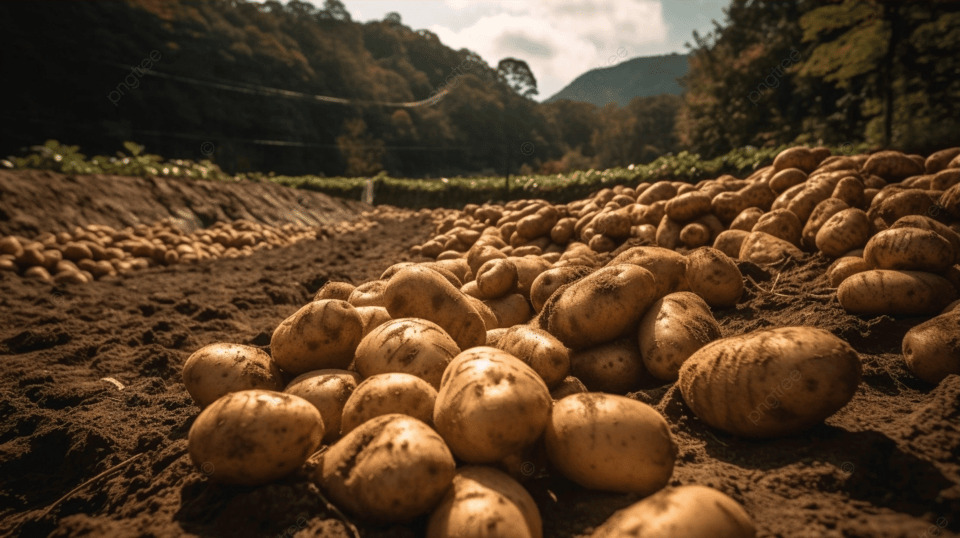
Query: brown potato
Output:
[[354, 318, 460, 389], [545, 393, 676, 493], [284, 369, 361, 443], [729, 207, 765, 232], [591, 485, 755, 538], [340, 373, 438, 434], [270, 299, 364, 374], [902, 310, 960, 384], [318, 414, 456, 523], [773, 146, 819, 173], [925, 147, 960, 174], [433, 347, 552, 463], [769, 167, 807, 194], [483, 293, 533, 328], [608, 246, 690, 299], [801, 198, 849, 250], [529, 265, 594, 313], [679, 327, 861, 437], [384, 265, 486, 350], [570, 339, 653, 394], [188, 390, 324, 486], [815, 208, 871, 258], [549, 376, 588, 400], [738, 231, 804, 265], [713, 229, 749, 259], [355, 306, 392, 337], [655, 215, 683, 250], [492, 326, 570, 388], [639, 292, 722, 381], [827, 256, 870, 287], [347, 279, 388, 308], [863, 150, 924, 181], [426, 466, 542, 538], [475, 258, 518, 299], [313, 281, 356, 302], [182, 343, 284, 408], [538, 264, 657, 349], [679, 222, 711, 248], [665, 191, 712, 222], [838, 270, 957, 315], [685, 247, 744, 308], [863, 228, 954, 273], [752, 209, 802, 247]]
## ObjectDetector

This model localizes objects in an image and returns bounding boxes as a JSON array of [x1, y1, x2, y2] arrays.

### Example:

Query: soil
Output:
[[0, 171, 958, 538]]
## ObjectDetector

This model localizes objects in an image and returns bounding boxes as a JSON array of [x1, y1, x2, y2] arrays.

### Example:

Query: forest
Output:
[[1, 0, 958, 178]]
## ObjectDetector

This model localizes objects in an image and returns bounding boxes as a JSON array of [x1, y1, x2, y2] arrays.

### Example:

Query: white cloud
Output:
[[429, 0, 669, 98]]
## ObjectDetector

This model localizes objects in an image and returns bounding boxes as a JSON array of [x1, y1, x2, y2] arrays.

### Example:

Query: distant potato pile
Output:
[[0, 214, 388, 284], [177, 146, 960, 535]]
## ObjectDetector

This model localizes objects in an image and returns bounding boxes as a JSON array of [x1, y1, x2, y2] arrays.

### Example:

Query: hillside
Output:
[[546, 53, 688, 107]]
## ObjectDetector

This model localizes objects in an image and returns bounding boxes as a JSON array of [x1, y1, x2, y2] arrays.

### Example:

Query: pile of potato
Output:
[[177, 146, 960, 534], [0, 213, 391, 284]]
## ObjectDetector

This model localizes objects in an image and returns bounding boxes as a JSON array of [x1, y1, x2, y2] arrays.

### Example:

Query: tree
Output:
[[497, 58, 538, 99], [384, 12, 401, 25]]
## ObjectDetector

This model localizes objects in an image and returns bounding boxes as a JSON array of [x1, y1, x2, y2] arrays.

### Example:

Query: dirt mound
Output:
[[0, 170, 364, 237]]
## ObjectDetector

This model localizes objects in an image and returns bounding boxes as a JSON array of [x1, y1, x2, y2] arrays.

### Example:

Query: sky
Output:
[[340, 0, 729, 100]]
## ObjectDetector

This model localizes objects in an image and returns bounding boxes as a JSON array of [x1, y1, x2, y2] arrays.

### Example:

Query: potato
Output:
[[684, 247, 744, 308], [773, 146, 818, 173], [550, 217, 576, 244], [384, 265, 486, 350], [549, 375, 588, 400], [752, 209, 802, 247], [737, 182, 776, 211], [902, 310, 960, 384], [815, 208, 871, 258], [313, 281, 356, 302], [270, 299, 363, 374], [637, 181, 678, 205], [573, 338, 656, 393], [679, 222, 711, 248], [317, 414, 456, 522], [925, 147, 960, 173], [608, 246, 690, 299], [483, 293, 533, 328], [729, 207, 765, 232], [188, 390, 323, 486], [665, 191, 712, 222], [529, 265, 593, 313], [538, 264, 657, 349], [827, 256, 869, 287], [889, 215, 960, 257], [426, 466, 542, 538], [433, 347, 552, 463], [285, 369, 361, 442], [631, 223, 658, 243], [863, 228, 955, 273], [713, 229, 749, 259], [181, 343, 284, 408], [466, 294, 499, 331], [801, 198, 849, 250], [639, 292, 721, 381], [475, 258, 518, 299], [588, 233, 617, 253], [678, 327, 861, 437], [594, 209, 632, 239], [839, 270, 957, 315], [340, 373, 437, 435], [0, 236, 23, 258], [354, 306, 391, 337], [491, 325, 570, 388], [467, 245, 508, 276], [769, 167, 807, 194], [863, 150, 924, 181], [591, 485, 755, 538], [738, 231, 804, 265], [510, 256, 553, 299], [545, 393, 676, 493], [24, 266, 52, 282], [354, 318, 459, 389], [655, 215, 683, 250], [347, 279, 388, 308], [832, 175, 866, 208]]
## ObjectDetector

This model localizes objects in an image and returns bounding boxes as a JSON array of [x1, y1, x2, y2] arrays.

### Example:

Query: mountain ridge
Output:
[[546, 53, 689, 107]]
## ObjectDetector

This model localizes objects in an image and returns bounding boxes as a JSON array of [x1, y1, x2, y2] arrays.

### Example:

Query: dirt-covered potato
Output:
[[591, 485, 755, 538], [491, 325, 570, 388], [729, 207, 765, 232], [549, 375, 588, 400], [639, 292, 721, 381], [475, 258, 518, 299], [773, 146, 819, 173], [569, 339, 652, 394], [685, 247, 744, 308], [426, 466, 542, 538], [665, 191, 712, 222], [529, 265, 593, 313], [270, 299, 364, 374], [340, 373, 437, 434], [384, 265, 486, 350], [317, 414, 456, 522], [354, 318, 460, 389], [538, 264, 657, 349], [181, 343, 284, 408], [354, 306, 392, 337], [889, 215, 960, 256], [484, 293, 533, 328], [655, 215, 683, 250], [713, 229, 749, 259], [545, 393, 676, 493], [284, 369, 361, 442], [827, 256, 870, 287], [752, 209, 802, 247], [863, 228, 955, 273], [678, 327, 862, 437], [902, 310, 960, 384], [433, 347, 552, 463], [838, 270, 957, 315], [608, 246, 690, 299], [739, 231, 804, 265], [188, 390, 324, 486], [679, 222, 711, 248], [313, 281, 356, 302], [815, 208, 871, 258], [347, 279, 388, 308], [863, 150, 924, 181], [801, 198, 849, 249], [769, 167, 807, 194]]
